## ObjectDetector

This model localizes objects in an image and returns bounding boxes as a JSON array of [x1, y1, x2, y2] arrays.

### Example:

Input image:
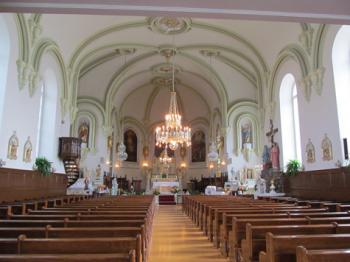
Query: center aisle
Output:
[[149, 205, 227, 262]]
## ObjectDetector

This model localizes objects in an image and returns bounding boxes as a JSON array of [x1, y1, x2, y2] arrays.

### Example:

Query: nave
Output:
[[149, 205, 227, 262]]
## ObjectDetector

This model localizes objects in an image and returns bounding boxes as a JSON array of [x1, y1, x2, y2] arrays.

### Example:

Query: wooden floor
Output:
[[149, 205, 227, 262]]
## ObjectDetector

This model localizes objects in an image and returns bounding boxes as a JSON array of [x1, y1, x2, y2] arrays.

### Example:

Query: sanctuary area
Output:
[[0, 1, 350, 261]]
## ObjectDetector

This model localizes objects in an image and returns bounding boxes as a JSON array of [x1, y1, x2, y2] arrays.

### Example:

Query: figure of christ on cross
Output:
[[266, 119, 278, 145], [266, 119, 280, 169]]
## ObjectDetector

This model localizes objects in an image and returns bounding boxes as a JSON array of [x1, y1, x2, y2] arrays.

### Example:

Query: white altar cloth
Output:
[[152, 181, 179, 193], [253, 192, 285, 199]]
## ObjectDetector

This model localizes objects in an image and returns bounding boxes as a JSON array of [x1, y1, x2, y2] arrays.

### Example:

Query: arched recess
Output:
[[73, 110, 97, 151], [0, 15, 11, 127], [30, 39, 68, 116], [121, 117, 146, 165], [228, 101, 260, 157], [77, 97, 106, 125], [233, 113, 260, 157], [191, 129, 207, 163], [269, 45, 311, 103], [333, 25, 350, 160]]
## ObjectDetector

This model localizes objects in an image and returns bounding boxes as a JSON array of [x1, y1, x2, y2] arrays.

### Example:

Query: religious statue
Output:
[[306, 139, 316, 163], [78, 121, 89, 145], [256, 175, 266, 194], [271, 142, 280, 170], [95, 164, 102, 179], [321, 134, 333, 161], [180, 145, 187, 159], [107, 135, 113, 150], [23, 136, 32, 163], [241, 122, 252, 148], [7, 131, 19, 160], [262, 145, 271, 170], [143, 146, 149, 158]]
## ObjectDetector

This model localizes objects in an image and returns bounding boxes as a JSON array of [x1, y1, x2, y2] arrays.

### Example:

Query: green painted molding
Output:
[[121, 116, 147, 142], [269, 44, 311, 103], [77, 97, 106, 124], [313, 24, 327, 70], [179, 51, 228, 127], [233, 112, 260, 157], [217, 55, 257, 87], [28, 14, 42, 46], [189, 117, 210, 127], [30, 38, 68, 100], [192, 21, 268, 73], [227, 100, 258, 121], [68, 20, 147, 68]]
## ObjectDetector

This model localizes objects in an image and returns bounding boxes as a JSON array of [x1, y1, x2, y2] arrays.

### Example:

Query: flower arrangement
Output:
[[170, 186, 180, 194], [153, 189, 160, 195]]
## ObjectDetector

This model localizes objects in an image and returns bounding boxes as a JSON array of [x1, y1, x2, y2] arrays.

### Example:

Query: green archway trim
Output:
[[313, 24, 327, 69], [179, 44, 262, 86], [14, 14, 29, 63], [69, 20, 147, 68], [269, 44, 310, 102], [77, 97, 106, 124], [192, 21, 268, 73], [227, 100, 258, 121], [122, 116, 147, 142], [31, 38, 68, 100]]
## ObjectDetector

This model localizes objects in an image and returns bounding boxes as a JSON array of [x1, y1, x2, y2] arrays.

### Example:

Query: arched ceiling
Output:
[[36, 14, 307, 127]]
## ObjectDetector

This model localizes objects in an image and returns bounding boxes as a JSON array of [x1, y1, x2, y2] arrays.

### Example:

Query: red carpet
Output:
[[158, 195, 176, 205]]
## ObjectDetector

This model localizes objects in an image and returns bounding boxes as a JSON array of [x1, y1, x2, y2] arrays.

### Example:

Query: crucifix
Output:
[[266, 119, 278, 145]]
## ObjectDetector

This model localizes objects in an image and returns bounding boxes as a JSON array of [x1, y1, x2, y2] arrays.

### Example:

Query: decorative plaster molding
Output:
[[147, 17, 192, 35], [28, 17, 42, 45], [298, 77, 312, 102], [299, 27, 314, 55], [16, 59, 29, 90], [309, 67, 325, 96], [298, 67, 325, 100], [102, 125, 113, 137]]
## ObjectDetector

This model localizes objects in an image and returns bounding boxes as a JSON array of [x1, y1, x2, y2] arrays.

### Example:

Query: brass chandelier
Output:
[[155, 50, 191, 151]]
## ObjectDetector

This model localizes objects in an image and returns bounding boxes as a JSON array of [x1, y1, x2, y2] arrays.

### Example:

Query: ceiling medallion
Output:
[[148, 17, 192, 35], [151, 77, 179, 87], [114, 48, 137, 56], [152, 63, 181, 75], [199, 49, 220, 57]]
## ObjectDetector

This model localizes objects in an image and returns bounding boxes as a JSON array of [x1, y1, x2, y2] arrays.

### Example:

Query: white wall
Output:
[[0, 14, 70, 172]]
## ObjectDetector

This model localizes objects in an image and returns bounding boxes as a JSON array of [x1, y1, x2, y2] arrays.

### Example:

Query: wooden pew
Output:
[[242, 223, 339, 262], [228, 217, 310, 262], [296, 246, 350, 262], [218, 209, 335, 251], [0, 252, 136, 262], [262, 233, 350, 262], [0, 234, 142, 262]]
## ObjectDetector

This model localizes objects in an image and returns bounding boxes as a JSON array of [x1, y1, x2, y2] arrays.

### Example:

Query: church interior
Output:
[[0, 1, 350, 261]]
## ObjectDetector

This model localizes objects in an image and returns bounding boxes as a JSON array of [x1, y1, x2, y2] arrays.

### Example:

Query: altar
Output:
[[152, 181, 179, 194]]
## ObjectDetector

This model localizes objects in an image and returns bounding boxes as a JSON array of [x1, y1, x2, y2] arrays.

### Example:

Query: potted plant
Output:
[[285, 159, 302, 176], [34, 157, 52, 176], [153, 189, 160, 204]]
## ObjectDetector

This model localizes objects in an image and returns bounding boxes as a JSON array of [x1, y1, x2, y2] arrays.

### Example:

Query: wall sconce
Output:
[[142, 161, 149, 168]]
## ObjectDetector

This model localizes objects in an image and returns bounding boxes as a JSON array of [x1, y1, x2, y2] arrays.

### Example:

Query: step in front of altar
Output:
[[158, 195, 176, 205]]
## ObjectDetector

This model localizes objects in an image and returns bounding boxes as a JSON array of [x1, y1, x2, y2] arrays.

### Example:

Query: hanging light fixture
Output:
[[159, 145, 172, 165], [155, 48, 191, 151]]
